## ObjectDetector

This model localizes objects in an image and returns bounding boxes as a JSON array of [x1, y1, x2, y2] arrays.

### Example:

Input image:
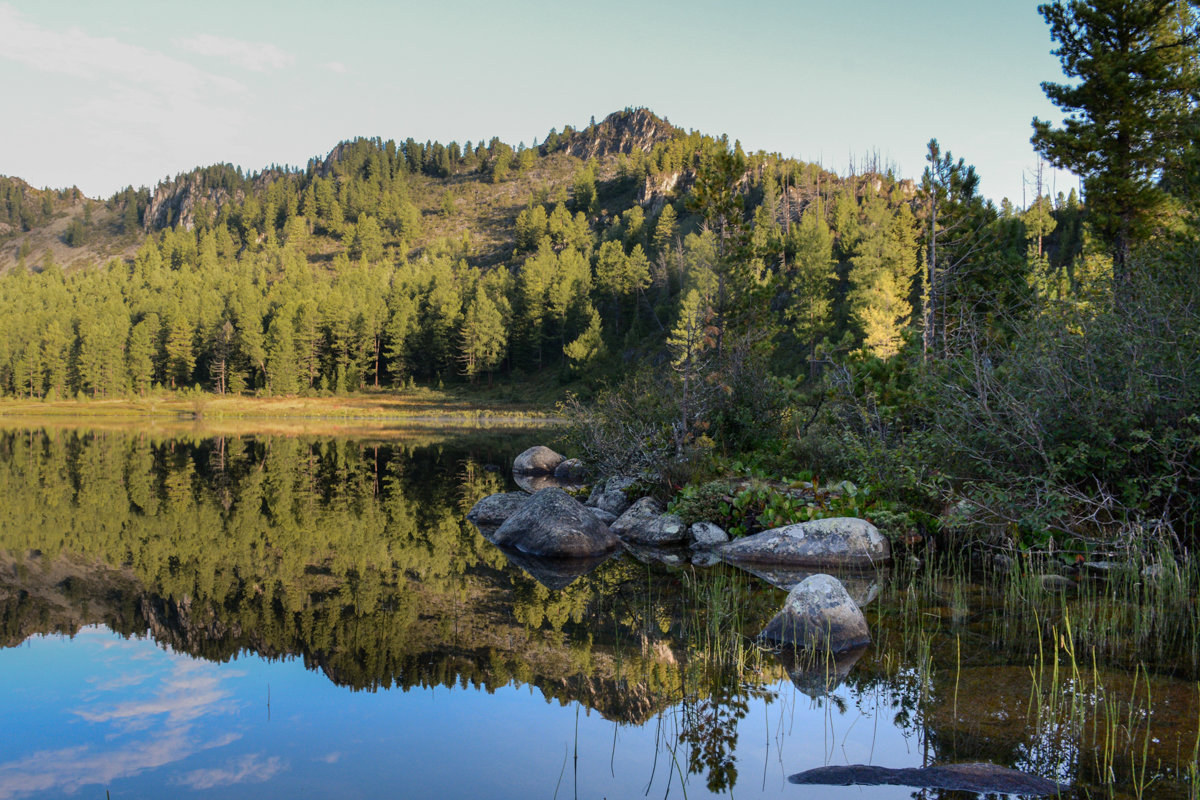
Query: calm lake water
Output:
[[0, 426, 1196, 800]]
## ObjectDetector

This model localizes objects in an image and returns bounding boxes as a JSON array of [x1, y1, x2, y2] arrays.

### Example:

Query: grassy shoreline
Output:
[[0, 390, 562, 436]]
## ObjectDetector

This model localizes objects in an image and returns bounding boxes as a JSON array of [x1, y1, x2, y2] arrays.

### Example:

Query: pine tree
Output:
[[266, 313, 299, 394], [127, 318, 156, 395], [165, 314, 196, 389], [848, 192, 919, 358], [563, 306, 606, 374], [1032, 0, 1200, 278], [459, 290, 506, 383], [785, 204, 836, 365]]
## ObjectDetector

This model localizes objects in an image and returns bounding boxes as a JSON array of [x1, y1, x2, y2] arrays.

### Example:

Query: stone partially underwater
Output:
[[490, 487, 620, 558], [758, 574, 870, 653], [788, 762, 1068, 796]]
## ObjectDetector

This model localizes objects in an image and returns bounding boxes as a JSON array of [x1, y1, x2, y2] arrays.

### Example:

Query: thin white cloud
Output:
[[175, 34, 293, 73], [75, 669, 232, 726], [0, 5, 243, 97], [323, 61, 350, 74], [0, 4, 250, 193], [0, 731, 239, 800], [174, 754, 286, 790]]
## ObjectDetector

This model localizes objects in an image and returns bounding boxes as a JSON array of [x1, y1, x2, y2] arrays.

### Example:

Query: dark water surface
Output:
[[0, 427, 1196, 799]]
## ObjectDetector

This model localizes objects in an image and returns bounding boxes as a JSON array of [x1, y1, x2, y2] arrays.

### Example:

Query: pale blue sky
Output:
[[0, 0, 1077, 205]]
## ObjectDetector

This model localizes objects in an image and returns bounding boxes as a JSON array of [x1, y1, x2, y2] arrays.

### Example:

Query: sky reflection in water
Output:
[[0, 625, 924, 799]]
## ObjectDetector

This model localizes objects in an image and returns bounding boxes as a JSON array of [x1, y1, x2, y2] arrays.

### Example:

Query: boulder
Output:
[[759, 574, 870, 652], [610, 497, 687, 546], [719, 517, 890, 569], [553, 458, 587, 481], [1040, 573, 1076, 593], [512, 446, 565, 475], [689, 522, 728, 548], [492, 487, 619, 558], [586, 476, 637, 516], [466, 492, 530, 529]]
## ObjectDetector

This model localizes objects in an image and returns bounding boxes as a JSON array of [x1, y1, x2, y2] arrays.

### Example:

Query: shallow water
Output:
[[0, 427, 1195, 799]]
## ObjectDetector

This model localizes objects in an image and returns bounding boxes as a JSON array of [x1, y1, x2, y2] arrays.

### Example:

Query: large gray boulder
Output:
[[466, 492, 530, 529], [719, 517, 890, 568], [586, 476, 637, 516], [610, 497, 688, 546], [759, 574, 871, 652], [512, 446, 565, 475], [492, 487, 619, 558]]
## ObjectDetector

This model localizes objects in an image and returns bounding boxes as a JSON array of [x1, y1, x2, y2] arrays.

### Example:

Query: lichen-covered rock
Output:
[[512, 446, 565, 475], [689, 522, 728, 548], [719, 517, 890, 568], [553, 458, 587, 481], [610, 497, 688, 546], [586, 476, 636, 516], [759, 574, 870, 652], [466, 492, 530, 528], [492, 487, 619, 558]]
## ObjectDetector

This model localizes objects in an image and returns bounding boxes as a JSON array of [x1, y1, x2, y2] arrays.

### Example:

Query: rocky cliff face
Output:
[[561, 108, 682, 161], [143, 172, 246, 232]]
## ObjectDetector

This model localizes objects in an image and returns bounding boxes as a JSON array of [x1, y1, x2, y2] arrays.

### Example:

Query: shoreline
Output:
[[0, 392, 563, 436]]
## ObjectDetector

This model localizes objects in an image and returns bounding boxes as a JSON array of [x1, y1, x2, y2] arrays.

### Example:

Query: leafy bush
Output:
[[559, 344, 786, 492], [668, 474, 917, 540], [816, 249, 1200, 552]]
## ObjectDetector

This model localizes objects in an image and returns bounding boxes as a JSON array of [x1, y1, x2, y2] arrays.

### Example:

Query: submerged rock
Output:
[[610, 497, 687, 546], [719, 517, 890, 568], [512, 445, 564, 475], [788, 762, 1067, 796], [1040, 573, 1077, 593], [759, 574, 870, 652], [466, 492, 530, 529], [492, 487, 619, 558]]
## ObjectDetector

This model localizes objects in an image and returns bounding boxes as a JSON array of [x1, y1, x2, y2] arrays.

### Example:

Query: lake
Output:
[[0, 426, 1196, 799]]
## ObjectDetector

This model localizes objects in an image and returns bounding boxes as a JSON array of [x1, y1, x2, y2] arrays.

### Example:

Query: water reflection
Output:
[[0, 427, 1194, 799]]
